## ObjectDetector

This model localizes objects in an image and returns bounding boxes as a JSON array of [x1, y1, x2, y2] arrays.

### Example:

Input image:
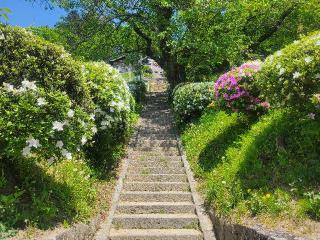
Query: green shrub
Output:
[[256, 31, 320, 114], [128, 79, 147, 103], [182, 109, 320, 219], [82, 62, 135, 170], [1, 158, 96, 230], [0, 84, 94, 162], [0, 25, 92, 110], [173, 82, 215, 123]]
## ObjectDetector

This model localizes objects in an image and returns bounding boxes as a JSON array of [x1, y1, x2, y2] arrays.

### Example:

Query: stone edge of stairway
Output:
[[175, 136, 216, 240]]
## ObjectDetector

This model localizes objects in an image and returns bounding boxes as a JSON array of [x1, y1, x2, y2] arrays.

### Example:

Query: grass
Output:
[[181, 108, 320, 237]]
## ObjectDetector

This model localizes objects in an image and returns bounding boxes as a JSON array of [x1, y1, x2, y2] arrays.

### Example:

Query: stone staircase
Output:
[[95, 81, 214, 240]]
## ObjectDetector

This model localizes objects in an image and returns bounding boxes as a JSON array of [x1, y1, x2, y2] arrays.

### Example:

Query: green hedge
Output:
[[172, 82, 215, 123], [0, 25, 92, 110], [128, 79, 147, 103], [0, 26, 135, 234], [82, 62, 135, 169], [256, 31, 320, 113]]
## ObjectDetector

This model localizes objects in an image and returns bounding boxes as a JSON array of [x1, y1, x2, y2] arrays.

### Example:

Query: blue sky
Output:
[[2, 0, 66, 27]]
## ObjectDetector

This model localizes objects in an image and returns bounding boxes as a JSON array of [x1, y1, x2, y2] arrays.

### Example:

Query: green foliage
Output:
[[175, 0, 320, 81], [82, 62, 135, 170], [182, 109, 320, 220], [1, 158, 96, 231], [128, 79, 147, 103], [0, 25, 136, 236], [301, 192, 320, 220], [0, 7, 11, 22], [173, 82, 215, 123], [0, 87, 94, 162], [0, 25, 92, 110], [256, 32, 320, 113], [142, 65, 153, 79]]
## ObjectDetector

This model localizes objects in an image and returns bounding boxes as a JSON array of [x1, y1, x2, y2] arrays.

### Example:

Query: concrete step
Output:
[[116, 202, 195, 214], [109, 229, 203, 240], [126, 174, 188, 182], [110, 228, 203, 240], [133, 147, 179, 155], [131, 155, 181, 162], [135, 139, 178, 148], [120, 191, 193, 202], [137, 135, 177, 141], [129, 160, 183, 168], [130, 150, 180, 157], [123, 182, 190, 192], [127, 166, 185, 174], [112, 213, 199, 229]]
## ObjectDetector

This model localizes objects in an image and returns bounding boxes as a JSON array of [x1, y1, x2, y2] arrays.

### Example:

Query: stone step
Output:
[[120, 191, 193, 202], [130, 150, 180, 157], [116, 202, 195, 214], [112, 213, 199, 229], [126, 174, 188, 183], [135, 140, 178, 148], [137, 134, 177, 140], [127, 167, 185, 174], [131, 155, 181, 162], [138, 130, 176, 135], [123, 182, 190, 192], [133, 147, 179, 155], [109, 229, 203, 240], [129, 160, 183, 168]]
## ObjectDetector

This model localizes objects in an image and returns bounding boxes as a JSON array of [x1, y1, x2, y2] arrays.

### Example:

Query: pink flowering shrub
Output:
[[214, 61, 269, 113]]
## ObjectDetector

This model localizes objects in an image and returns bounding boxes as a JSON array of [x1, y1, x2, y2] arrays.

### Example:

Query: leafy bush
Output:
[[182, 109, 320, 220], [0, 83, 94, 162], [256, 31, 320, 114], [1, 158, 96, 230], [82, 62, 135, 169], [128, 79, 147, 103], [173, 82, 215, 123], [0, 25, 92, 110], [214, 61, 268, 114]]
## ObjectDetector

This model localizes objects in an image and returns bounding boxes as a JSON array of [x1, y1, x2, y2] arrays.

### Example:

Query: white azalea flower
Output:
[[101, 121, 110, 126], [26, 137, 41, 148], [110, 101, 117, 107], [61, 148, 72, 160], [100, 126, 107, 130], [52, 121, 64, 131], [3, 83, 14, 92], [316, 40, 320, 46], [90, 114, 95, 120], [67, 109, 75, 118], [81, 136, 87, 145], [316, 74, 320, 79], [22, 146, 31, 157], [304, 56, 313, 64], [110, 107, 114, 113], [307, 113, 315, 120], [0, 32, 4, 40], [276, 50, 282, 56], [37, 97, 46, 106], [92, 127, 98, 134], [276, 64, 281, 69], [22, 79, 37, 91], [48, 157, 55, 165], [293, 72, 301, 79], [56, 141, 64, 149], [279, 68, 286, 76]]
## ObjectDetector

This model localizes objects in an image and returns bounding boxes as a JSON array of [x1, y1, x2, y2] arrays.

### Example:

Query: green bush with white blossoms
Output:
[[0, 25, 137, 232], [0, 81, 95, 163], [173, 82, 215, 123], [82, 62, 135, 168], [255, 31, 320, 116]]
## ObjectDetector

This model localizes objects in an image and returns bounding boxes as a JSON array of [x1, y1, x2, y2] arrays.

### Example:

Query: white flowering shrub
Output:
[[0, 82, 95, 162], [0, 24, 93, 110], [255, 31, 320, 115], [82, 62, 135, 167], [173, 82, 215, 123]]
